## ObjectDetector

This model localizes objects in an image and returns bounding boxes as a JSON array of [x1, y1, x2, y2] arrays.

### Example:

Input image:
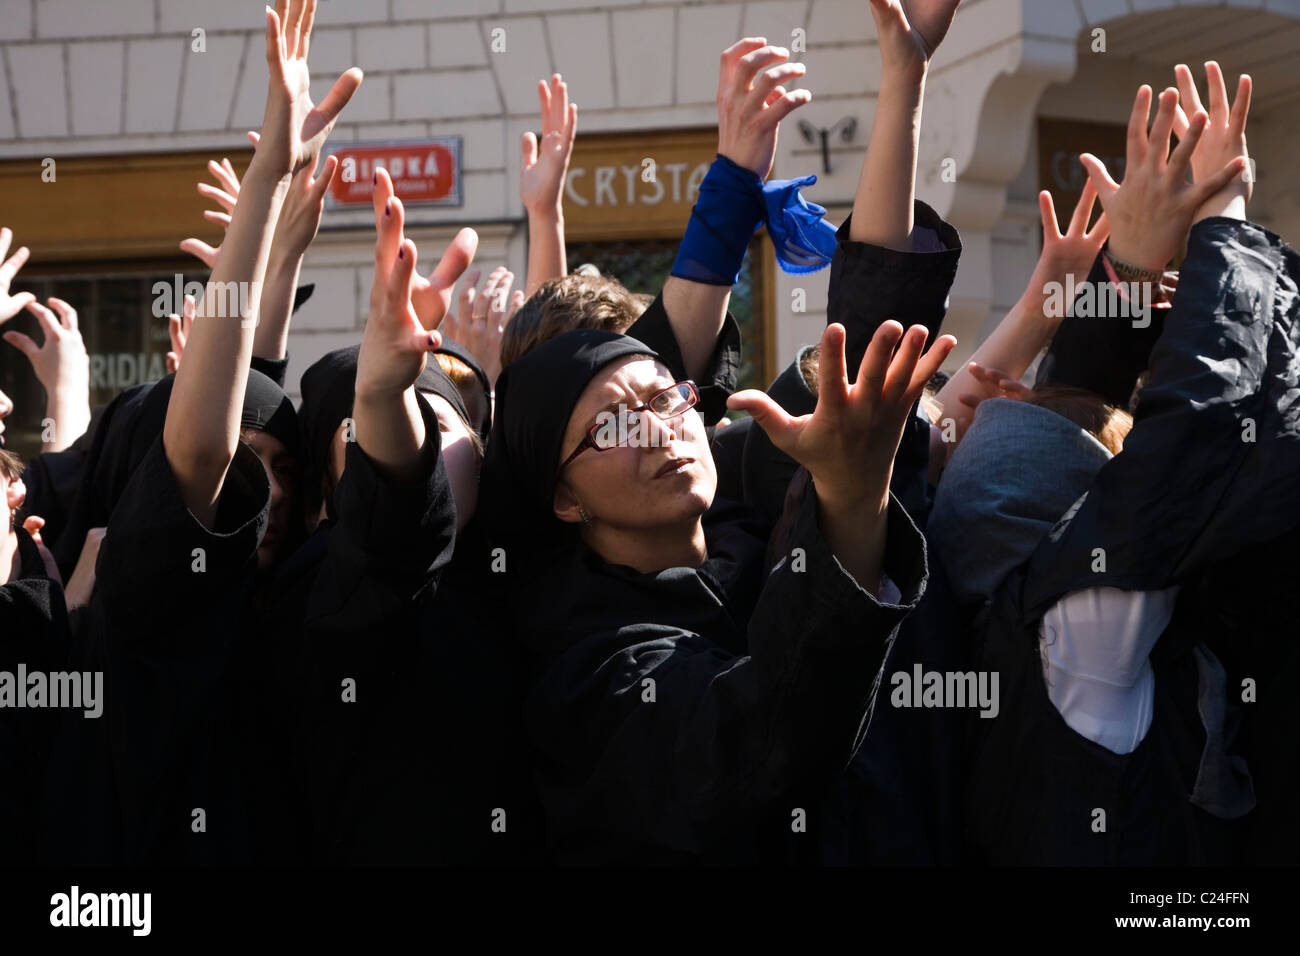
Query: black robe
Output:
[[967, 215, 1300, 864], [291, 396, 542, 865], [297, 525, 542, 864], [736, 203, 971, 864], [0, 526, 71, 865], [39, 437, 271, 863], [507, 484, 927, 864]]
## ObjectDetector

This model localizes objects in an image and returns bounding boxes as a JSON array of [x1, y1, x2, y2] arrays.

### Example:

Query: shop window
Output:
[[0, 264, 202, 459], [565, 236, 769, 393]]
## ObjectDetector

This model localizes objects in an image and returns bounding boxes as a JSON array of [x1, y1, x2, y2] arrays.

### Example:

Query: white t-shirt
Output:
[[1038, 586, 1180, 754]]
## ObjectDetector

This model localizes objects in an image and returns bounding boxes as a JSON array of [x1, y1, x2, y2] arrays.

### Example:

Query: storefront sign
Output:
[[323, 138, 462, 207], [562, 129, 718, 241]]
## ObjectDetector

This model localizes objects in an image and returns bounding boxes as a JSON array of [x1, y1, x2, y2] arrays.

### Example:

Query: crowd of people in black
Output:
[[2, 0, 1297, 866]]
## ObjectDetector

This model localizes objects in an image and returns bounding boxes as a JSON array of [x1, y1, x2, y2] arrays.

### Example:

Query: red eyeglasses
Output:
[[558, 380, 699, 474]]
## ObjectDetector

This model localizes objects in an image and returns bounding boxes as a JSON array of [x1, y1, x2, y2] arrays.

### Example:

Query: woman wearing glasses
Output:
[[480, 316, 953, 863]]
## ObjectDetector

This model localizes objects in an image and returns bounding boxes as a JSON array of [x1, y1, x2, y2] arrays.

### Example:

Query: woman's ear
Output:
[[552, 478, 584, 525], [5, 474, 25, 513]]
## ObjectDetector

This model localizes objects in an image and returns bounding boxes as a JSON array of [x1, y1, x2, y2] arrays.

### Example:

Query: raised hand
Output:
[[357, 167, 478, 398], [1080, 85, 1245, 272], [957, 362, 1030, 411], [3, 297, 91, 452], [165, 293, 196, 374], [521, 74, 577, 217], [274, 154, 338, 260], [868, 0, 963, 78], [0, 228, 36, 323], [163, 2, 359, 527], [1172, 62, 1252, 221], [730, 320, 953, 591], [716, 38, 811, 180], [445, 267, 520, 387], [729, 321, 955, 509], [3, 297, 86, 391], [180, 155, 245, 267], [258, 0, 363, 179], [371, 168, 477, 335], [1029, 181, 1109, 296], [353, 168, 477, 480]]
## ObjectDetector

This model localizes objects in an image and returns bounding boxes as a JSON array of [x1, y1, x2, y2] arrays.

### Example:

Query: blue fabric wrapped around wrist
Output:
[[762, 173, 840, 273], [671, 154, 838, 285]]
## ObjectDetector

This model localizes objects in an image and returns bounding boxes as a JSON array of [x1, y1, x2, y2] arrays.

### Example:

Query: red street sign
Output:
[[323, 138, 462, 207]]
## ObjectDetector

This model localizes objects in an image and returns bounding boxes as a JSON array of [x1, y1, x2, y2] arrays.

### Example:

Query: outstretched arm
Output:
[[520, 74, 577, 297], [851, 0, 961, 248], [1172, 61, 1251, 225], [662, 38, 811, 383], [1080, 84, 1241, 272], [354, 168, 477, 481], [3, 298, 90, 452], [730, 320, 954, 591], [255, 141, 338, 363], [179, 132, 337, 367], [163, 0, 362, 525], [0, 229, 36, 324], [1019, 73, 1254, 614], [932, 183, 1108, 442]]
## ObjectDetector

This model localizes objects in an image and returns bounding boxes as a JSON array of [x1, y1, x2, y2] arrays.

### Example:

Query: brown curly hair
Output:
[[500, 273, 643, 369]]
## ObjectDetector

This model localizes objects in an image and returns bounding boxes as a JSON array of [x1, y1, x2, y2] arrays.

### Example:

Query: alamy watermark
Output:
[[589, 403, 694, 450], [1043, 273, 1154, 329], [50, 886, 150, 936], [152, 275, 262, 328], [890, 664, 999, 718], [0, 665, 102, 718]]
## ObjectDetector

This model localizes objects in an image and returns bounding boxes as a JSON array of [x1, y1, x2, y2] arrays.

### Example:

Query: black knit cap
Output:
[[479, 329, 658, 540]]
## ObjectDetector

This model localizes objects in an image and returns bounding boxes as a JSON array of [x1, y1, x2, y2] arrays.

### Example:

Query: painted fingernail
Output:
[[428, 333, 437, 348], [398, 246, 404, 259], [373, 172, 377, 185], [385, 199, 391, 216]]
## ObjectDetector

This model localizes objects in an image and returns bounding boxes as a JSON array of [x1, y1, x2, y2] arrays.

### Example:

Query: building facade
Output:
[[2, 0, 1298, 454]]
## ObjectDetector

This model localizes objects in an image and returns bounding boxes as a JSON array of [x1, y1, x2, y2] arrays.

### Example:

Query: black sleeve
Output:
[[58, 438, 269, 863], [0, 526, 69, 632], [1021, 217, 1300, 617], [625, 293, 741, 426], [530, 488, 927, 856], [293, 397, 460, 859], [17, 448, 86, 552], [829, 202, 961, 378], [251, 354, 290, 389], [737, 362, 810, 530], [709, 416, 752, 504], [1, 531, 70, 865], [51, 381, 160, 580], [95, 437, 269, 631], [1032, 251, 1166, 408], [303, 394, 456, 635], [738, 202, 961, 528]]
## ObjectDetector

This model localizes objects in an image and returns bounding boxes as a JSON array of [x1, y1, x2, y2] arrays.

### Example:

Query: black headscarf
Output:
[[434, 338, 493, 441], [241, 370, 300, 458], [299, 346, 476, 523], [292, 283, 314, 313], [479, 329, 658, 542], [53, 369, 296, 579], [297, 346, 359, 524], [415, 363, 473, 436]]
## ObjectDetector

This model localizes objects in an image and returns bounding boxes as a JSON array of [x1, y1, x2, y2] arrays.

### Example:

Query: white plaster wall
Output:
[[2, 0, 1297, 389]]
